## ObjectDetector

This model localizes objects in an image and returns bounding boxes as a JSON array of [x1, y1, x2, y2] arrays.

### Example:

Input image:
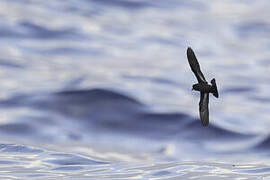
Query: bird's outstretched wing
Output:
[[199, 93, 209, 126], [187, 47, 207, 83]]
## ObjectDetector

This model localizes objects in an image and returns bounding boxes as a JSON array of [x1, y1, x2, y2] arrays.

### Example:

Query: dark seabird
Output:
[[187, 47, 219, 126]]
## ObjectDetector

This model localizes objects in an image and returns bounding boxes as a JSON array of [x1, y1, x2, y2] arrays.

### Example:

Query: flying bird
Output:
[[187, 47, 219, 126]]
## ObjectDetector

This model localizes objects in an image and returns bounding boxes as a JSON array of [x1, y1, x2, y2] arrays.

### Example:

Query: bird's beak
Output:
[[191, 87, 194, 91]]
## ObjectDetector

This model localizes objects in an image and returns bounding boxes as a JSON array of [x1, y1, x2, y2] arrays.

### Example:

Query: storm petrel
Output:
[[187, 47, 219, 126]]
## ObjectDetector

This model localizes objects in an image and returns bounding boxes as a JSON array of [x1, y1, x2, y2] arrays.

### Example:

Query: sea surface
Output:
[[0, 0, 269, 179]]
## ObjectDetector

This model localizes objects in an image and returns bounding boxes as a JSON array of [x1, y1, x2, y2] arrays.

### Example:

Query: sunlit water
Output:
[[0, 0, 269, 179]]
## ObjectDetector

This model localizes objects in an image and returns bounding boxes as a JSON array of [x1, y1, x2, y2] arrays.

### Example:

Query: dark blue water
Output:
[[0, 0, 270, 179]]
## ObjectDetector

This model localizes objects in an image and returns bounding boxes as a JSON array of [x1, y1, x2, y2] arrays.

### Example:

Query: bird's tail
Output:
[[210, 78, 219, 98]]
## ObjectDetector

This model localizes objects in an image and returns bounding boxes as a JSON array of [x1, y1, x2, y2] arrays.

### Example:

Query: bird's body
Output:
[[186, 47, 219, 126], [192, 83, 212, 93]]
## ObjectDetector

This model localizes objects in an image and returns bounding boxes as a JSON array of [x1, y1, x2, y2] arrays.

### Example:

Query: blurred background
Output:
[[0, 0, 270, 179]]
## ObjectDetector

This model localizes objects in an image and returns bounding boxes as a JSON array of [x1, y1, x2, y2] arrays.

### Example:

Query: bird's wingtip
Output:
[[202, 121, 209, 126], [187, 47, 193, 54]]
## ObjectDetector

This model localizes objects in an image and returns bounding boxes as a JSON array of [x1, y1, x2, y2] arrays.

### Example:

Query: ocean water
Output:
[[0, 0, 270, 179]]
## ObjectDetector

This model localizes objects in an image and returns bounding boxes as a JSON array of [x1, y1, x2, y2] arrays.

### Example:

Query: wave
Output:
[[90, 0, 149, 9], [253, 135, 270, 150], [0, 88, 251, 141], [0, 144, 43, 153], [0, 21, 79, 39]]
